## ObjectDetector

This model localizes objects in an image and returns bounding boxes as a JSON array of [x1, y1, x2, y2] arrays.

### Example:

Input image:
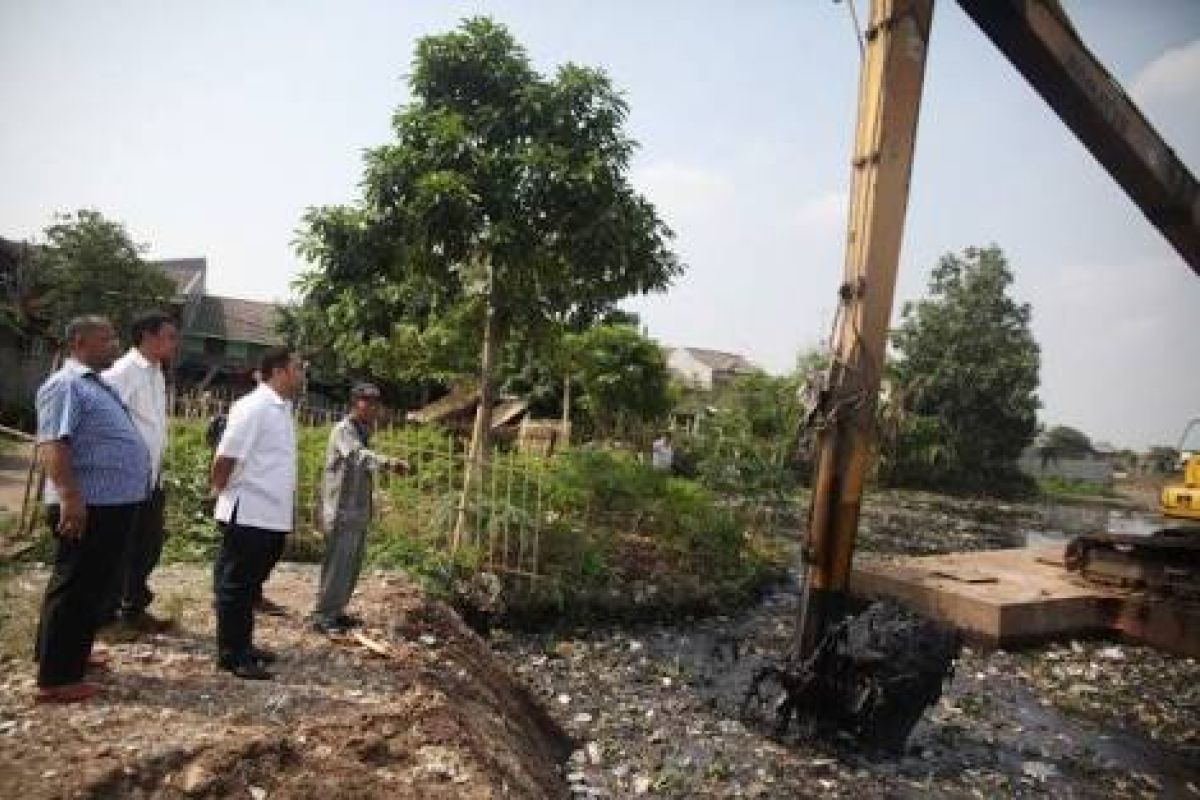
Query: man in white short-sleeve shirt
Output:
[[208, 347, 302, 680], [100, 310, 178, 630]]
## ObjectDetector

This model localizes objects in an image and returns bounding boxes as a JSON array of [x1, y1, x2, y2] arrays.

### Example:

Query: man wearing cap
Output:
[[311, 382, 406, 634]]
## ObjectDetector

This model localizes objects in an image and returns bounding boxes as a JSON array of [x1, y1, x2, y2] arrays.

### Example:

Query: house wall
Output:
[[175, 335, 272, 390], [1018, 449, 1113, 487], [666, 349, 714, 391], [0, 336, 55, 427]]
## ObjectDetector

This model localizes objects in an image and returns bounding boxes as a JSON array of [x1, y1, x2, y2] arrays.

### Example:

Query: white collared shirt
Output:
[[214, 383, 297, 532], [103, 348, 168, 483]]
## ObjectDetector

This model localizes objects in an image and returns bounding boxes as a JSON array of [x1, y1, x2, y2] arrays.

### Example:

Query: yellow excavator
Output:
[[1161, 418, 1200, 521], [751, 0, 1200, 751]]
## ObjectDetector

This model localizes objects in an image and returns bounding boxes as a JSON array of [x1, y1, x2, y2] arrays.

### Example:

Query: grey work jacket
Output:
[[319, 417, 387, 534]]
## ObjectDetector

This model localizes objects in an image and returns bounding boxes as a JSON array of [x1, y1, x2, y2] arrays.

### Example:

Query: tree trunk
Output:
[[559, 371, 571, 449], [452, 255, 496, 551]]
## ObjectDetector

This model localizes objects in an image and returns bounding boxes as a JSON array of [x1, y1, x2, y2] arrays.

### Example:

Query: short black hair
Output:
[[259, 346, 294, 379], [129, 310, 176, 345]]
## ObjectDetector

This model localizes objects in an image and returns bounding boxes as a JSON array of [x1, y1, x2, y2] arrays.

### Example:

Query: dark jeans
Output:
[[34, 503, 137, 687], [101, 487, 166, 621], [213, 515, 286, 662]]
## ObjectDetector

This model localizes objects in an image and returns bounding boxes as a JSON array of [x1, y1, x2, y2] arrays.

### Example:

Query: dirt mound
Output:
[[0, 564, 569, 799]]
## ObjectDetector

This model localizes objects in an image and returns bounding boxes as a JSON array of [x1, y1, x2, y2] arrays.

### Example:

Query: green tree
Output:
[[296, 18, 681, 542], [0, 238, 53, 342], [34, 210, 175, 344], [566, 323, 673, 437], [1036, 425, 1093, 466], [885, 245, 1040, 492]]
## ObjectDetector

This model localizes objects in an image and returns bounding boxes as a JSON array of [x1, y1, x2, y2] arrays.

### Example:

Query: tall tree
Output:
[[886, 245, 1041, 491], [30, 210, 175, 344], [296, 18, 681, 545]]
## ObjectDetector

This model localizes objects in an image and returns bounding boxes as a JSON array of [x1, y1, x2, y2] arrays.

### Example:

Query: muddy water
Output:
[[500, 577, 1199, 798], [499, 497, 1198, 798], [1023, 503, 1167, 547]]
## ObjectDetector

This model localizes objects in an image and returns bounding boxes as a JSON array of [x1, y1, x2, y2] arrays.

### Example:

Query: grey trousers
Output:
[[314, 523, 368, 624]]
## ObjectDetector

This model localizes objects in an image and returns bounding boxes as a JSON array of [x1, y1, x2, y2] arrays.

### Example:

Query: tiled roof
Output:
[[188, 295, 282, 346], [152, 258, 207, 296]]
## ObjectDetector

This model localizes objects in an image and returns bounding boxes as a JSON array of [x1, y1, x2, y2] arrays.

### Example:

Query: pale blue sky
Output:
[[2, 1, 1198, 448]]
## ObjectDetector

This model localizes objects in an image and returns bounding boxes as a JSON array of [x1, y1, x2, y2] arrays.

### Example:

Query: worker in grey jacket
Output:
[[312, 382, 407, 633]]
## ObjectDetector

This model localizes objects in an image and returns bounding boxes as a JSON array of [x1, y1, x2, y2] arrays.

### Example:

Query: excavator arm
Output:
[[957, 0, 1200, 275], [791, 0, 1200, 736]]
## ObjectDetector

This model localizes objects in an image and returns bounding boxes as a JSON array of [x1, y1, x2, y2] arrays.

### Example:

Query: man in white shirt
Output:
[[652, 431, 674, 471], [208, 347, 303, 680], [101, 310, 178, 630]]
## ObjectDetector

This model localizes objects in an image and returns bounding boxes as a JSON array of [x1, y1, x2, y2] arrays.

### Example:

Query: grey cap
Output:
[[350, 381, 382, 400]]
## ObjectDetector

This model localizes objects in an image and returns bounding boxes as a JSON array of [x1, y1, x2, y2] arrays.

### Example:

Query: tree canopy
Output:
[[882, 245, 1041, 492], [1036, 425, 1093, 463], [293, 17, 682, 398], [4, 210, 175, 345]]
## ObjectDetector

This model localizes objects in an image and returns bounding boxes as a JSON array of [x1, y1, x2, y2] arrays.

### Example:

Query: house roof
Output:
[[491, 398, 530, 428], [408, 387, 479, 424], [677, 347, 757, 373], [407, 387, 528, 429], [0, 236, 21, 268], [188, 295, 282, 346], [152, 258, 207, 296]]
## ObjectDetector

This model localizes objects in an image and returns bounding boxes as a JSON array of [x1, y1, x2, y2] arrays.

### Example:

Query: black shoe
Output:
[[334, 614, 362, 629], [248, 646, 278, 665], [311, 618, 347, 635], [254, 597, 287, 617], [217, 656, 274, 681], [120, 611, 175, 633]]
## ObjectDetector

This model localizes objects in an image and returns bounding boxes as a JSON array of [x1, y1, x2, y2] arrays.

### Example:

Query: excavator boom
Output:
[[957, 0, 1200, 276], [791, 0, 1200, 741]]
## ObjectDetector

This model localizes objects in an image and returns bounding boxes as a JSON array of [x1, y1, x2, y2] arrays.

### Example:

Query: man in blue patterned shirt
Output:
[[32, 315, 152, 703]]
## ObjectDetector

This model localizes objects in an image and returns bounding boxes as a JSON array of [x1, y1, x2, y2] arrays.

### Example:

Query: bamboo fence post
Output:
[[447, 433, 456, 550]]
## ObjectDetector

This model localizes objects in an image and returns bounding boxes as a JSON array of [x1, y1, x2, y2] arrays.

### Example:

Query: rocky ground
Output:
[[0, 564, 569, 799], [1, 490, 1196, 799]]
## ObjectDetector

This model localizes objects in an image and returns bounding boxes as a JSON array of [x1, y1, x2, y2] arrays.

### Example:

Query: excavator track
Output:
[[1064, 527, 1200, 599]]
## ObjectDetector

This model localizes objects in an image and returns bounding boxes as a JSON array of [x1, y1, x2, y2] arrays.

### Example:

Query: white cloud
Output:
[[1131, 38, 1200, 103]]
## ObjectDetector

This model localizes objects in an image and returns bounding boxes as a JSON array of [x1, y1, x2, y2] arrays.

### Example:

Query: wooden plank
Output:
[[852, 546, 1199, 656]]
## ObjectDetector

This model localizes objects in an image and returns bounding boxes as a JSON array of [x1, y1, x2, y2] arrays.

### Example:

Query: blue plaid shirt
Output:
[[36, 358, 152, 506]]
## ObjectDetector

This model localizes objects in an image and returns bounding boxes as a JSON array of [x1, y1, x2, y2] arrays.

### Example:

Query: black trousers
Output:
[[101, 487, 167, 621], [213, 516, 286, 661], [34, 503, 137, 687]]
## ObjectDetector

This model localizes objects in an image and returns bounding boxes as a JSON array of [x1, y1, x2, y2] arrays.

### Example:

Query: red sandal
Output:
[[35, 682, 100, 704]]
